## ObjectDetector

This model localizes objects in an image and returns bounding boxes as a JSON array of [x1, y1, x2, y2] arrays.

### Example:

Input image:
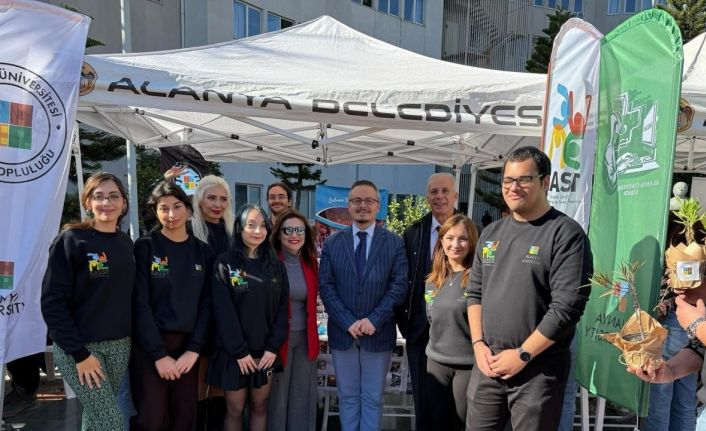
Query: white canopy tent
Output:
[[676, 32, 706, 170]]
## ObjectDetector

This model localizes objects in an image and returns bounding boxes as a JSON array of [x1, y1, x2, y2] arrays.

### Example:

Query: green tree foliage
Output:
[[385, 195, 430, 236], [475, 169, 505, 211], [657, 0, 706, 43], [269, 163, 327, 209], [525, 9, 573, 73]]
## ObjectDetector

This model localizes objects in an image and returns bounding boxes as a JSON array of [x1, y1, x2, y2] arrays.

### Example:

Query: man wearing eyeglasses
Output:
[[395, 172, 458, 431], [267, 182, 292, 225], [465, 146, 592, 431], [319, 179, 408, 431]]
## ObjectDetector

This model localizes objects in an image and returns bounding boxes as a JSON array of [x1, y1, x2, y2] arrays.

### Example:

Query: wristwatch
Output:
[[687, 316, 706, 340], [518, 346, 533, 362]]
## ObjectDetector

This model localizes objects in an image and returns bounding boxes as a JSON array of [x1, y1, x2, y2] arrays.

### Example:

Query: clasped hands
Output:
[[348, 318, 376, 339], [155, 351, 200, 381], [236, 351, 276, 375], [473, 342, 527, 380]]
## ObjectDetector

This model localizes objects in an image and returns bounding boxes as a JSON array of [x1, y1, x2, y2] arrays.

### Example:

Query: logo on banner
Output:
[[79, 62, 97, 96], [172, 163, 202, 196], [604, 92, 659, 189], [677, 97, 695, 133], [547, 82, 593, 193], [0, 63, 68, 184], [0, 261, 14, 290]]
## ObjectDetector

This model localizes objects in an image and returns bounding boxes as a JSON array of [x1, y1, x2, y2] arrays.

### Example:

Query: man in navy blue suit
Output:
[[319, 180, 408, 431]]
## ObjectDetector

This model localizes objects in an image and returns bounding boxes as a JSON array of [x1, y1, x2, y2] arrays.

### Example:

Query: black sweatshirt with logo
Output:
[[41, 228, 135, 363], [133, 230, 213, 361], [466, 207, 593, 355]]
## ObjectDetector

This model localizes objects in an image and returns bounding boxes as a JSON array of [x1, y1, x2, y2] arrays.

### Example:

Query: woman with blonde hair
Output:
[[41, 172, 134, 431], [424, 214, 478, 430], [190, 174, 235, 430]]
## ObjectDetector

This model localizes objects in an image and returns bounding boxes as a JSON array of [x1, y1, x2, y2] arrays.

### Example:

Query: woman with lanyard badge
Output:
[[424, 214, 478, 430], [207, 204, 289, 431], [41, 173, 134, 431]]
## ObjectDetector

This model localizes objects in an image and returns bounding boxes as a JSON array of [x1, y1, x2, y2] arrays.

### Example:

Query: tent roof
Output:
[[77, 15, 544, 168], [77, 16, 706, 169]]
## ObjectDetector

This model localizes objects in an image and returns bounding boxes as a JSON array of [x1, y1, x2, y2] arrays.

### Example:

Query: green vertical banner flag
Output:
[[575, 9, 682, 415]]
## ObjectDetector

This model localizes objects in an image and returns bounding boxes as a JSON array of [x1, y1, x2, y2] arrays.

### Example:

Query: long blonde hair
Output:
[[191, 175, 234, 243], [425, 214, 478, 290]]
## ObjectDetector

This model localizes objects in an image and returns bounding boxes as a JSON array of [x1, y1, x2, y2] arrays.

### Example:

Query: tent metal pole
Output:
[[453, 163, 461, 210], [0, 363, 6, 426], [72, 125, 86, 219], [126, 140, 139, 240], [689, 136, 696, 171], [467, 164, 478, 219]]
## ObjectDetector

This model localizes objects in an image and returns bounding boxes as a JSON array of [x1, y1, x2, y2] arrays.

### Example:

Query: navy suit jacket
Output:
[[319, 225, 408, 352]]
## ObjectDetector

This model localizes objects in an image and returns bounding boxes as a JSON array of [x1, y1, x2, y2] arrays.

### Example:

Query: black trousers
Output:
[[406, 332, 432, 431], [426, 357, 473, 431], [6, 352, 45, 395], [130, 333, 199, 431], [466, 351, 570, 431]]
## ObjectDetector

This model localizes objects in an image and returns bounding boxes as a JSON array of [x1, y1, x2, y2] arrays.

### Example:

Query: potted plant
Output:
[[666, 197, 706, 289]]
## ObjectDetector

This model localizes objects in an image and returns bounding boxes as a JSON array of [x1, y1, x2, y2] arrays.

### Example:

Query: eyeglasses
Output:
[[349, 198, 379, 207], [91, 193, 122, 204], [501, 175, 544, 189], [281, 226, 306, 236], [268, 194, 288, 201]]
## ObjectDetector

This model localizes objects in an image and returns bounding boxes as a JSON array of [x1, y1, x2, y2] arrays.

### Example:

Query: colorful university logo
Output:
[[0, 260, 14, 290], [173, 164, 202, 196], [87, 252, 109, 276], [0, 100, 33, 150], [548, 83, 593, 172], [228, 265, 248, 288], [0, 63, 68, 184], [151, 256, 169, 276], [528, 246, 540, 255], [482, 241, 499, 262]]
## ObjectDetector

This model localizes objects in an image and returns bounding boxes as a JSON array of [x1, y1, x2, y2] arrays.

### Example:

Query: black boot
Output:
[[196, 399, 208, 431], [206, 396, 226, 431]]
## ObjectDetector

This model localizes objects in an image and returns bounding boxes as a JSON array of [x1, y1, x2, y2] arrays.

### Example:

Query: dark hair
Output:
[[502, 146, 551, 178], [272, 208, 318, 263], [62, 172, 129, 232], [229, 204, 276, 268], [425, 214, 478, 290], [267, 182, 292, 200], [147, 181, 193, 226], [349, 179, 378, 194]]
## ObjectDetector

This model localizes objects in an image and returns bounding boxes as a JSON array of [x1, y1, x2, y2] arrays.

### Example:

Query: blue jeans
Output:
[[331, 342, 392, 431], [557, 335, 578, 431], [117, 370, 136, 431], [645, 311, 696, 431]]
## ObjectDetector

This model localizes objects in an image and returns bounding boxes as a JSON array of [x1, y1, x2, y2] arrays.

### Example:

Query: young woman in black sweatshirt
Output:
[[190, 174, 235, 430], [130, 182, 213, 431], [424, 214, 479, 430], [207, 204, 289, 431], [41, 173, 134, 431]]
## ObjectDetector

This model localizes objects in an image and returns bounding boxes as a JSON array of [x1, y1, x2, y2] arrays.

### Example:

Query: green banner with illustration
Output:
[[575, 9, 682, 416]]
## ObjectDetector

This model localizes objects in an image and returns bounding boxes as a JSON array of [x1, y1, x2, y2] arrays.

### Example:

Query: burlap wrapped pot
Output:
[[600, 310, 668, 369], [665, 242, 706, 289]]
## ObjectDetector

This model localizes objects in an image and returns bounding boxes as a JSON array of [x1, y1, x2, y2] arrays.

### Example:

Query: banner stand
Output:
[[1, 363, 5, 425]]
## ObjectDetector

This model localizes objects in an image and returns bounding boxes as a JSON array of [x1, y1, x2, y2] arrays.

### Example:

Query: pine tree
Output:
[[657, 0, 706, 43], [525, 9, 573, 73], [269, 163, 327, 209]]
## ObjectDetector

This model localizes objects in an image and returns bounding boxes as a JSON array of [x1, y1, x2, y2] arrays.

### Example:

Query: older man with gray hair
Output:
[[395, 172, 458, 430]]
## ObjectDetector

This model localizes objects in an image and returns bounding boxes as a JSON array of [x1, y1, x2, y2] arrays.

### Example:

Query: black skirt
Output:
[[206, 349, 280, 391]]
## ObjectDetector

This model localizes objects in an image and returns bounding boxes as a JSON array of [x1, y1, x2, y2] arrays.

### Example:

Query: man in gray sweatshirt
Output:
[[466, 146, 592, 431]]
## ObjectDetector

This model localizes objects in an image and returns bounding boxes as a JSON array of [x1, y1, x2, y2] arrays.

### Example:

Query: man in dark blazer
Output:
[[395, 172, 458, 430], [319, 180, 408, 431]]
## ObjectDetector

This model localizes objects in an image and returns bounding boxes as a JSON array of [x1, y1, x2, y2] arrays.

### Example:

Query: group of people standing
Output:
[[37, 145, 594, 431]]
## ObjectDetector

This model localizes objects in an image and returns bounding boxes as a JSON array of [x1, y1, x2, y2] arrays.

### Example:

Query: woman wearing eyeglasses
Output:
[[130, 182, 213, 431], [207, 204, 289, 431], [267, 209, 320, 431], [424, 214, 478, 430], [41, 173, 134, 431]]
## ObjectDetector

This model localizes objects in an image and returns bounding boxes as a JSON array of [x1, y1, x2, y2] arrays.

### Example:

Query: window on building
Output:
[[607, 0, 620, 14], [267, 13, 294, 32], [403, 0, 424, 24], [234, 183, 262, 209], [625, 0, 637, 13], [378, 0, 400, 15], [547, 0, 556, 8], [297, 190, 316, 220], [352, 0, 373, 7], [560, 0, 569, 10], [575, 0, 583, 12], [534, 0, 543, 6], [233, 1, 261, 39]]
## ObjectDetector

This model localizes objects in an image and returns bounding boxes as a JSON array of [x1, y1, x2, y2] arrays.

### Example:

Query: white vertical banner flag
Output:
[[0, 1, 89, 363], [541, 19, 602, 231]]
